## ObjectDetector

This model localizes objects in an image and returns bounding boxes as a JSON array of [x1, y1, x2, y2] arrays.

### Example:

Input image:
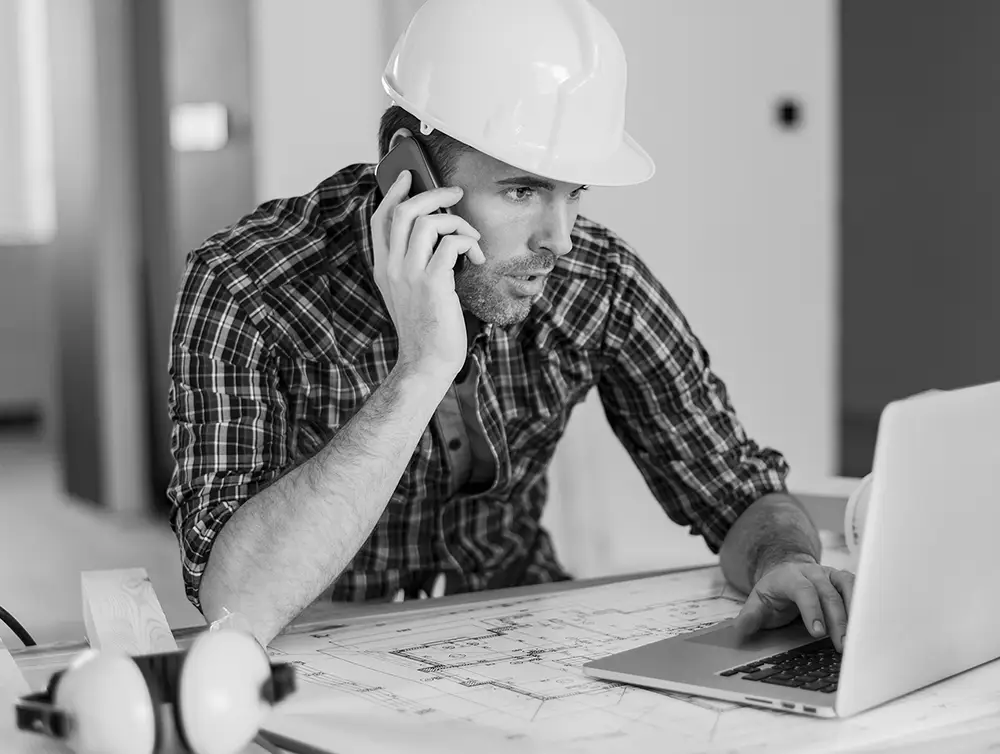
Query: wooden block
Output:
[[81, 568, 177, 655]]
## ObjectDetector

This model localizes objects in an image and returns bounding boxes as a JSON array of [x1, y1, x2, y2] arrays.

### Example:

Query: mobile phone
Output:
[[375, 136, 466, 272]]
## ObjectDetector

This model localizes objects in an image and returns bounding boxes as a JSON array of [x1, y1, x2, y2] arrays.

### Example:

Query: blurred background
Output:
[[2, 0, 997, 645]]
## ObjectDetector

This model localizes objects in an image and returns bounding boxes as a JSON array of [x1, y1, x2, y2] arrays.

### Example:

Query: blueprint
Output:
[[263, 567, 1000, 754]]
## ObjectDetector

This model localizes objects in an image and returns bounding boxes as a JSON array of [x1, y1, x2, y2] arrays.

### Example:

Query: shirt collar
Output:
[[352, 174, 381, 282]]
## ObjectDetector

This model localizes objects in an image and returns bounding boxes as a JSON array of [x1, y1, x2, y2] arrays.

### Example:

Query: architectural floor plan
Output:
[[265, 567, 1000, 753]]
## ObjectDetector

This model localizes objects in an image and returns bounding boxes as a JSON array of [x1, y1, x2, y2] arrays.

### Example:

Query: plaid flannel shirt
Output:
[[167, 163, 789, 611]]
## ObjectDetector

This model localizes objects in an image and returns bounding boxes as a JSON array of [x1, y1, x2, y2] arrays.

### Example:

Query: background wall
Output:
[[0, 0, 54, 244], [251, 0, 389, 201], [248, 0, 838, 577], [0, 246, 51, 419], [0, 0, 55, 421], [839, 0, 1000, 476]]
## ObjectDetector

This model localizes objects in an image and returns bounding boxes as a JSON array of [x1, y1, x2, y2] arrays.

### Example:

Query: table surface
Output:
[[5, 491, 855, 752]]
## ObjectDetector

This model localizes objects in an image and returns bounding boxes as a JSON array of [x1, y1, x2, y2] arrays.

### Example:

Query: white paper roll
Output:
[[844, 473, 873, 555], [841, 390, 941, 560]]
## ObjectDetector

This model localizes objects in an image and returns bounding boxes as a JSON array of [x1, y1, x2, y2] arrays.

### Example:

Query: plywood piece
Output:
[[81, 568, 177, 654]]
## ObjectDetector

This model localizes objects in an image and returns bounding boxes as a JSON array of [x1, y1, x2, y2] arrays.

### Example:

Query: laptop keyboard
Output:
[[719, 637, 840, 693]]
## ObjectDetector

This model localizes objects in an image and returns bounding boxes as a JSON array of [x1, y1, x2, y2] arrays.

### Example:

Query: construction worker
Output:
[[167, 0, 853, 648]]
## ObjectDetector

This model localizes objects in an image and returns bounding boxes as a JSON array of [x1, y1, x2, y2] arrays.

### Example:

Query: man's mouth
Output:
[[508, 269, 553, 282]]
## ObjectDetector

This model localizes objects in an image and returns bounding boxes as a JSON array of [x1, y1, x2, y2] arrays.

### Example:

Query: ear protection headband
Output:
[[14, 628, 295, 754]]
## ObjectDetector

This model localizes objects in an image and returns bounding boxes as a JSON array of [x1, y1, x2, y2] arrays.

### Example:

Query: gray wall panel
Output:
[[840, 0, 1000, 475]]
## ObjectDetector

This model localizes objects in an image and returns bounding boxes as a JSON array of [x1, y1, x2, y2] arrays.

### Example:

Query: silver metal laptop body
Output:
[[583, 380, 1000, 718]]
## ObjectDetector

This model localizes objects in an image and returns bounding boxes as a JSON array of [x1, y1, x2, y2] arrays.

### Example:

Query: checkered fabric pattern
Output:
[[167, 163, 789, 610]]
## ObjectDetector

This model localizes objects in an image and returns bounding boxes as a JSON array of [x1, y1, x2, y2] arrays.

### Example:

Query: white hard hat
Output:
[[382, 0, 655, 187]]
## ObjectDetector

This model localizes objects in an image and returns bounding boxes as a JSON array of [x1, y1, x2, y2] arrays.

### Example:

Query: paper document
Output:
[[264, 567, 1000, 754], [850, 714, 1000, 754]]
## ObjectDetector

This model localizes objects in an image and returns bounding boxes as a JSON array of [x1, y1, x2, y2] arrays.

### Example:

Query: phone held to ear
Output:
[[375, 135, 467, 273]]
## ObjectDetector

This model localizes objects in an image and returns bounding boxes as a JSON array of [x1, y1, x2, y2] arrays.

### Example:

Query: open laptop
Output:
[[583, 380, 1000, 718]]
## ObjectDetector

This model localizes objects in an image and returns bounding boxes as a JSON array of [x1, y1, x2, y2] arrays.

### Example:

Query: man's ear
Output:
[[389, 128, 414, 151]]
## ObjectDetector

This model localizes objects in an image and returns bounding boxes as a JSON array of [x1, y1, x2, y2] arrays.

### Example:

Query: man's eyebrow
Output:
[[495, 176, 588, 192]]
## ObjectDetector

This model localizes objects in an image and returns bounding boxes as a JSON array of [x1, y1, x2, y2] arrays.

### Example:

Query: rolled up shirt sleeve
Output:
[[166, 253, 288, 611], [597, 246, 790, 554]]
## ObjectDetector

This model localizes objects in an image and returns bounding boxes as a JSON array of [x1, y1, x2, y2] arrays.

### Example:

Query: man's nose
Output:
[[535, 207, 575, 258]]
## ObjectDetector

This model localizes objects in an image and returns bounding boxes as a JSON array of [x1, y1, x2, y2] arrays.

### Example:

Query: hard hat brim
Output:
[[383, 82, 656, 188]]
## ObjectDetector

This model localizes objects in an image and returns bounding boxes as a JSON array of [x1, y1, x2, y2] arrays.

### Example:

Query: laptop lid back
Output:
[[837, 381, 1000, 716]]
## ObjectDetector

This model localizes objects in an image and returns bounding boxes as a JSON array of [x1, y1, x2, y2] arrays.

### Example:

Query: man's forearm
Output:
[[198, 365, 452, 645], [719, 492, 822, 594]]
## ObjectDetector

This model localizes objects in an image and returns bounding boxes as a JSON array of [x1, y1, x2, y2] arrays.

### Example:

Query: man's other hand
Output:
[[733, 558, 855, 652]]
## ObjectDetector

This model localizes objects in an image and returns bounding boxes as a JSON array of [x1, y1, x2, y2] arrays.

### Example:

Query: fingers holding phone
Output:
[[371, 170, 482, 378], [389, 188, 484, 276]]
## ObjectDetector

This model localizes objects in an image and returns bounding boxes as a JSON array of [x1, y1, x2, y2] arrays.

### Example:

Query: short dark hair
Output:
[[377, 105, 471, 183]]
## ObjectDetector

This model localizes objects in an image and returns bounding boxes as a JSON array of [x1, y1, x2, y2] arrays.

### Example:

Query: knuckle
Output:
[[818, 586, 839, 604], [756, 590, 781, 611], [413, 215, 436, 235], [392, 203, 410, 224]]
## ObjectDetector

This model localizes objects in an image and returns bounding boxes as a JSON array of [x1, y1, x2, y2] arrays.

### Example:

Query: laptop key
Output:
[[820, 683, 838, 693], [742, 668, 781, 681], [761, 677, 802, 687], [802, 680, 830, 691], [719, 668, 741, 677]]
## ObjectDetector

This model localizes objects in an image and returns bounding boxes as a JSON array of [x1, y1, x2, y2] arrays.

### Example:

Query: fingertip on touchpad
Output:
[[686, 622, 812, 651]]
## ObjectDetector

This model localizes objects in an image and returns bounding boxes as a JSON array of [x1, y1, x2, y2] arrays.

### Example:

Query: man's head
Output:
[[377, 107, 586, 327], [375, 0, 654, 325]]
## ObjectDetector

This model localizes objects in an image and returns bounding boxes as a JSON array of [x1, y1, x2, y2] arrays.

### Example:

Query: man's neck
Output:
[[456, 311, 488, 384], [464, 310, 485, 350]]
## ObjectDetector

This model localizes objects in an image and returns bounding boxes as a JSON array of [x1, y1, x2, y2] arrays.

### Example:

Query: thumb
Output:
[[733, 590, 767, 642]]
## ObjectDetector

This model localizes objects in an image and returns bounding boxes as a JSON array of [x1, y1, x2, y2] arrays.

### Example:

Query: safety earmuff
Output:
[[14, 628, 295, 754]]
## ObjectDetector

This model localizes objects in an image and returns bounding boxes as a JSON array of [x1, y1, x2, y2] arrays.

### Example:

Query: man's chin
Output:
[[460, 296, 533, 329]]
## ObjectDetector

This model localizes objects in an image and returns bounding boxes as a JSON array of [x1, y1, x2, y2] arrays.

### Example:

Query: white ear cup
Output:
[[55, 650, 157, 754], [178, 630, 271, 754]]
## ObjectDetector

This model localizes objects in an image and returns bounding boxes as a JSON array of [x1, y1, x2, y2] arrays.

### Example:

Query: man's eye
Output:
[[506, 187, 536, 202]]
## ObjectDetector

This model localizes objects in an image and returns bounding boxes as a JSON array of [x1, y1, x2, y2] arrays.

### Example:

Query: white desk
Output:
[[4, 490, 921, 754]]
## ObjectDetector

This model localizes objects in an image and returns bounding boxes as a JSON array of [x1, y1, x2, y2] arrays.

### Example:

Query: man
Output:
[[167, 0, 854, 649]]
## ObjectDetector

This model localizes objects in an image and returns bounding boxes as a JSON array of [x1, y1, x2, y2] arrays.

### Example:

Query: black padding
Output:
[[134, 650, 185, 703], [169, 650, 196, 754], [261, 663, 297, 704], [133, 654, 169, 753], [14, 692, 71, 739], [45, 669, 64, 699]]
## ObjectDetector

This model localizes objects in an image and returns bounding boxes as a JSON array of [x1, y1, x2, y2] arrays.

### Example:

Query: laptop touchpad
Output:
[[686, 623, 811, 651]]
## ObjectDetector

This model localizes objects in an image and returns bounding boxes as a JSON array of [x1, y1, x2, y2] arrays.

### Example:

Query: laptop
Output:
[[583, 380, 1000, 718]]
